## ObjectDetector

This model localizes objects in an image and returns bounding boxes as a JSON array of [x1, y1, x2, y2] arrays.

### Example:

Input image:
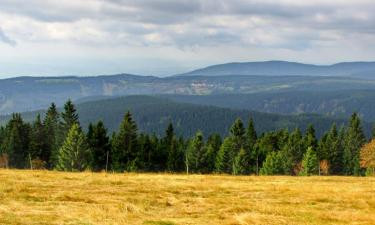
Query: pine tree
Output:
[[260, 151, 288, 175], [111, 111, 139, 172], [186, 131, 205, 173], [87, 121, 110, 172], [215, 137, 235, 174], [1, 114, 30, 168], [201, 133, 222, 173], [43, 103, 60, 168], [29, 114, 47, 163], [167, 137, 184, 172], [60, 99, 79, 141], [343, 113, 366, 175], [246, 117, 257, 149], [233, 148, 251, 175], [326, 124, 343, 175], [56, 123, 91, 172], [284, 128, 304, 175], [300, 147, 319, 176], [304, 124, 318, 151]]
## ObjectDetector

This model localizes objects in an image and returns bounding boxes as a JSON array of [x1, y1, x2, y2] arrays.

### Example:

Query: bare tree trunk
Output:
[[105, 151, 109, 173]]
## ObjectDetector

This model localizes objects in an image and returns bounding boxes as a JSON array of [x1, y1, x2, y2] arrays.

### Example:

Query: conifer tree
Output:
[[87, 121, 110, 172], [326, 124, 343, 175], [60, 99, 79, 141], [304, 124, 318, 151], [56, 123, 91, 172], [111, 111, 139, 172], [246, 117, 257, 149], [201, 133, 222, 173], [301, 147, 319, 176], [343, 113, 366, 175], [284, 128, 304, 174], [43, 103, 60, 168], [260, 151, 288, 175], [233, 148, 252, 175], [186, 131, 205, 173], [1, 114, 30, 168], [215, 137, 235, 174], [167, 137, 184, 172], [29, 114, 47, 162]]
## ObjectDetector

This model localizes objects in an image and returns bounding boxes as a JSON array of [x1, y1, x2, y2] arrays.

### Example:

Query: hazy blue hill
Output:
[[179, 61, 375, 78], [2, 73, 375, 115], [0, 95, 370, 138]]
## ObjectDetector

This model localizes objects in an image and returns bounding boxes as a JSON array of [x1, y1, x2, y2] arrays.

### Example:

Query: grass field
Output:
[[0, 170, 374, 225]]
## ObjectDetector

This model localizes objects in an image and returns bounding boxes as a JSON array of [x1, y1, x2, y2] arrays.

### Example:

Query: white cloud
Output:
[[0, 0, 375, 76]]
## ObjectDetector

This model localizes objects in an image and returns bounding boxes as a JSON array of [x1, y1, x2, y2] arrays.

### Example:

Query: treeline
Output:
[[0, 100, 374, 176]]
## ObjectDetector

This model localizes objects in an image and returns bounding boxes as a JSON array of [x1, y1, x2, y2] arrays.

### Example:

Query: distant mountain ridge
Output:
[[178, 60, 375, 78]]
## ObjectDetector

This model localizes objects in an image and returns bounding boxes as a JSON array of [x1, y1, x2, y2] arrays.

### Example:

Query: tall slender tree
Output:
[[43, 103, 60, 168], [87, 121, 111, 172], [1, 114, 30, 168], [343, 113, 366, 175], [111, 111, 139, 172]]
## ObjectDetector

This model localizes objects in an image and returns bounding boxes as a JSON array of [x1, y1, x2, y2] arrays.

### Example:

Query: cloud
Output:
[[0, 0, 375, 76], [0, 27, 16, 47]]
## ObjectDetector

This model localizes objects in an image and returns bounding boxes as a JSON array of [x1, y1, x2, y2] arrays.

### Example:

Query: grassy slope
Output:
[[0, 170, 374, 225]]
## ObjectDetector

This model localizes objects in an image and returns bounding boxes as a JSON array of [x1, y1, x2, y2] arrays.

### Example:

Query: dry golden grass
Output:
[[0, 170, 374, 225]]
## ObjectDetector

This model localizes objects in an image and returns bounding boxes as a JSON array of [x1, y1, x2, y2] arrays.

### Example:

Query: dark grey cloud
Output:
[[0, 27, 16, 47]]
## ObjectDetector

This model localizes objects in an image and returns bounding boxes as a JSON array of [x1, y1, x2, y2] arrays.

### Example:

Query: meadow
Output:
[[0, 170, 374, 225]]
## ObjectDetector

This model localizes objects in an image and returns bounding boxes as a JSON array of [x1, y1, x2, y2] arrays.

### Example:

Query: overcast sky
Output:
[[1, 0, 375, 77]]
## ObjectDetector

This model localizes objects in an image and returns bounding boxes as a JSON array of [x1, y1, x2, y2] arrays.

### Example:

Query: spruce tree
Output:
[[167, 137, 184, 172], [215, 137, 235, 174], [43, 103, 60, 168], [111, 111, 139, 172], [1, 114, 30, 168], [60, 99, 79, 141], [326, 124, 343, 175], [301, 147, 319, 176], [246, 117, 257, 149], [304, 124, 318, 151], [230, 118, 246, 151], [260, 151, 288, 175], [233, 148, 252, 175], [343, 113, 366, 175], [201, 134, 222, 173], [87, 121, 110, 172], [186, 131, 205, 173], [284, 128, 304, 175], [29, 114, 47, 163], [56, 123, 91, 172]]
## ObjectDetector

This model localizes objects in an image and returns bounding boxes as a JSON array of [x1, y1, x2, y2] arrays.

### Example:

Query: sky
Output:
[[1, 0, 375, 77]]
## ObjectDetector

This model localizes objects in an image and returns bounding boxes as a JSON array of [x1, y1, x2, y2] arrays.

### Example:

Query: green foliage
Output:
[[43, 103, 60, 168], [56, 123, 91, 172], [111, 111, 139, 172], [215, 137, 235, 174], [1, 114, 30, 168], [233, 148, 252, 175], [260, 151, 288, 175], [343, 113, 366, 175], [87, 121, 110, 172], [300, 147, 319, 176], [186, 131, 205, 173]]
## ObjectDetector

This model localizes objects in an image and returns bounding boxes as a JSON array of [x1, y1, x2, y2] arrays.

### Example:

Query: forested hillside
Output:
[[1, 95, 369, 138], [162, 90, 375, 121], [0, 98, 373, 177], [2, 74, 375, 114]]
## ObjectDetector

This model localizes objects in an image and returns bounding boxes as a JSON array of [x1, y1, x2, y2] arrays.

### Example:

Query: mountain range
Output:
[[179, 61, 375, 79], [1, 60, 375, 134]]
